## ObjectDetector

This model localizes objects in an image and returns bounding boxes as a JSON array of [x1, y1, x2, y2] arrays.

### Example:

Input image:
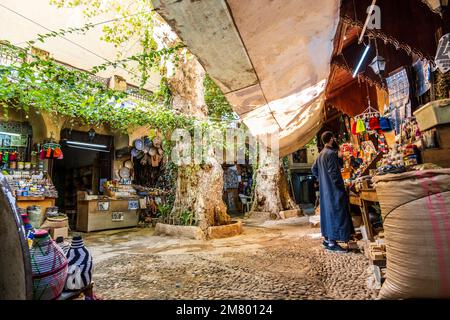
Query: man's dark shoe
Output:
[[326, 243, 348, 253], [322, 241, 329, 248]]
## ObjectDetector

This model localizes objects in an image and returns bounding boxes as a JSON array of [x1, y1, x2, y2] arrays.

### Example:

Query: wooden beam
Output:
[[327, 78, 359, 100]]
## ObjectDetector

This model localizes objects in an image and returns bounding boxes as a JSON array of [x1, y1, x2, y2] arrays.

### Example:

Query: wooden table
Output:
[[76, 198, 140, 232], [349, 189, 379, 242]]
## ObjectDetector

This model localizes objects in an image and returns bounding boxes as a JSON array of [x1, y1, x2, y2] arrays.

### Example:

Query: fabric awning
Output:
[[154, 0, 341, 156]]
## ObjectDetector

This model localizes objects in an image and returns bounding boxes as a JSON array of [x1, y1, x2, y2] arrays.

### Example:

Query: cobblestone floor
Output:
[[83, 217, 379, 300]]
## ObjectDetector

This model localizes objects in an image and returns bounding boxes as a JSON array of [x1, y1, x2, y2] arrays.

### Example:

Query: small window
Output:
[[292, 149, 308, 164]]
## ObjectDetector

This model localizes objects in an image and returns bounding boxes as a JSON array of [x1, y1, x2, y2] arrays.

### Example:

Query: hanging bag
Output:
[[356, 119, 366, 133]]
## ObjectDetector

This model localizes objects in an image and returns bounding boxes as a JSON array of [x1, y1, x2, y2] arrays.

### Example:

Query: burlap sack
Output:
[[374, 169, 450, 299]]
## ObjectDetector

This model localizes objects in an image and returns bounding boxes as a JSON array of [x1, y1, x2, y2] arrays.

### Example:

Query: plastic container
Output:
[[414, 99, 450, 131]]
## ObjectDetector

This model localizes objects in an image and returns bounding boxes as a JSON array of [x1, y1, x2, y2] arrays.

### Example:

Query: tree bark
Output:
[[251, 154, 300, 218], [154, 19, 230, 229]]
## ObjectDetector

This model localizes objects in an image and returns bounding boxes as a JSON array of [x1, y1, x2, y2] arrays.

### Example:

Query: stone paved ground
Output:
[[82, 217, 379, 300]]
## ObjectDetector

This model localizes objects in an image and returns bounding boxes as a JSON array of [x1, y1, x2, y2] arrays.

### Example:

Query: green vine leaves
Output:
[[0, 0, 238, 162]]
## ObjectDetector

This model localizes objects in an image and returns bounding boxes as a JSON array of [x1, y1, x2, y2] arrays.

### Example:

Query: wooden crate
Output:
[[435, 125, 450, 149], [422, 148, 450, 168], [76, 199, 139, 232]]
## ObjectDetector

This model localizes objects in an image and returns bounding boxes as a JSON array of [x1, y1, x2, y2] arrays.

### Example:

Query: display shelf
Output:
[[17, 196, 46, 201]]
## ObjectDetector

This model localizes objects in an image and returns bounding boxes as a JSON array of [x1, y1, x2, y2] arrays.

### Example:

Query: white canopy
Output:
[[154, 0, 340, 156]]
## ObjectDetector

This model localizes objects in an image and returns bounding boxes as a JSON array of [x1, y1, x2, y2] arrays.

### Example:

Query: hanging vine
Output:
[[0, 0, 238, 157]]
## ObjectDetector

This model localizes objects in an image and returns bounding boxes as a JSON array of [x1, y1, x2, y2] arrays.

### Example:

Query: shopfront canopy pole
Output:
[[358, 0, 378, 44]]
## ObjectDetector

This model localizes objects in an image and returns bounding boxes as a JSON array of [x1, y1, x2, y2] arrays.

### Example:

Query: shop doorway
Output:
[[223, 164, 253, 218], [52, 129, 114, 225], [291, 172, 316, 205]]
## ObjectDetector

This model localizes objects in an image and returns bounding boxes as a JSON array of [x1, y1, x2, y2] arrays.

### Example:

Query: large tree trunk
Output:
[[167, 58, 230, 228], [172, 160, 230, 233], [154, 18, 230, 229], [251, 154, 300, 219]]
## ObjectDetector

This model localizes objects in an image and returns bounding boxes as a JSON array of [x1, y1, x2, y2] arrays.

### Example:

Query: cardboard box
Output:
[[50, 227, 68, 240]]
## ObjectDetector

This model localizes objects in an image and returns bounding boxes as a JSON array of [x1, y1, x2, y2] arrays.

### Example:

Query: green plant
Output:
[[0, 1, 238, 166], [204, 74, 236, 120], [180, 209, 193, 226], [156, 204, 172, 224]]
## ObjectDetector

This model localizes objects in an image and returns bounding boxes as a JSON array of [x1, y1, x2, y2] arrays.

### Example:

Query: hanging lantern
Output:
[[369, 55, 386, 75], [88, 128, 96, 142]]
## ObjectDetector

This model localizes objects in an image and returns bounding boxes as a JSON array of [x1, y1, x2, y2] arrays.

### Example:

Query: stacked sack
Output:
[[374, 169, 450, 299]]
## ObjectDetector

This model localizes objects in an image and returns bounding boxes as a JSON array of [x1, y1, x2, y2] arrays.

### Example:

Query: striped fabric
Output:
[[65, 236, 93, 291]]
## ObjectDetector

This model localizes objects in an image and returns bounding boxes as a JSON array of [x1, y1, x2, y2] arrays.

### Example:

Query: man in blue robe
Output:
[[312, 131, 352, 253]]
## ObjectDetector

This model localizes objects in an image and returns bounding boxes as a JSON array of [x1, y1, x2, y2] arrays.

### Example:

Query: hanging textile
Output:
[[369, 117, 381, 131], [379, 117, 393, 132], [386, 68, 410, 108], [351, 120, 357, 135], [413, 59, 431, 97], [386, 67, 411, 134], [356, 119, 366, 134]]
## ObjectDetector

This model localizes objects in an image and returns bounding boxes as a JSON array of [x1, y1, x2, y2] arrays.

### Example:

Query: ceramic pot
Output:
[[65, 236, 93, 291], [134, 139, 144, 151], [30, 230, 68, 300]]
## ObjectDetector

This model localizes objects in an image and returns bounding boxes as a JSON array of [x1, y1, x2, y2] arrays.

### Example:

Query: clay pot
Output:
[[134, 139, 144, 151]]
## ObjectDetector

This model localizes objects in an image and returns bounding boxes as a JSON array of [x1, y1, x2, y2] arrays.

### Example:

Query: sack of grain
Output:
[[374, 169, 450, 299]]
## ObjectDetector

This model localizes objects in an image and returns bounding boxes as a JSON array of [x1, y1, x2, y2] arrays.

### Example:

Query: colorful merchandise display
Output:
[[3, 170, 58, 198]]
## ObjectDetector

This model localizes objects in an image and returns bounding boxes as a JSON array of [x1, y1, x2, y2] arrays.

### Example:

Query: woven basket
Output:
[[41, 216, 68, 229], [30, 230, 68, 300]]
